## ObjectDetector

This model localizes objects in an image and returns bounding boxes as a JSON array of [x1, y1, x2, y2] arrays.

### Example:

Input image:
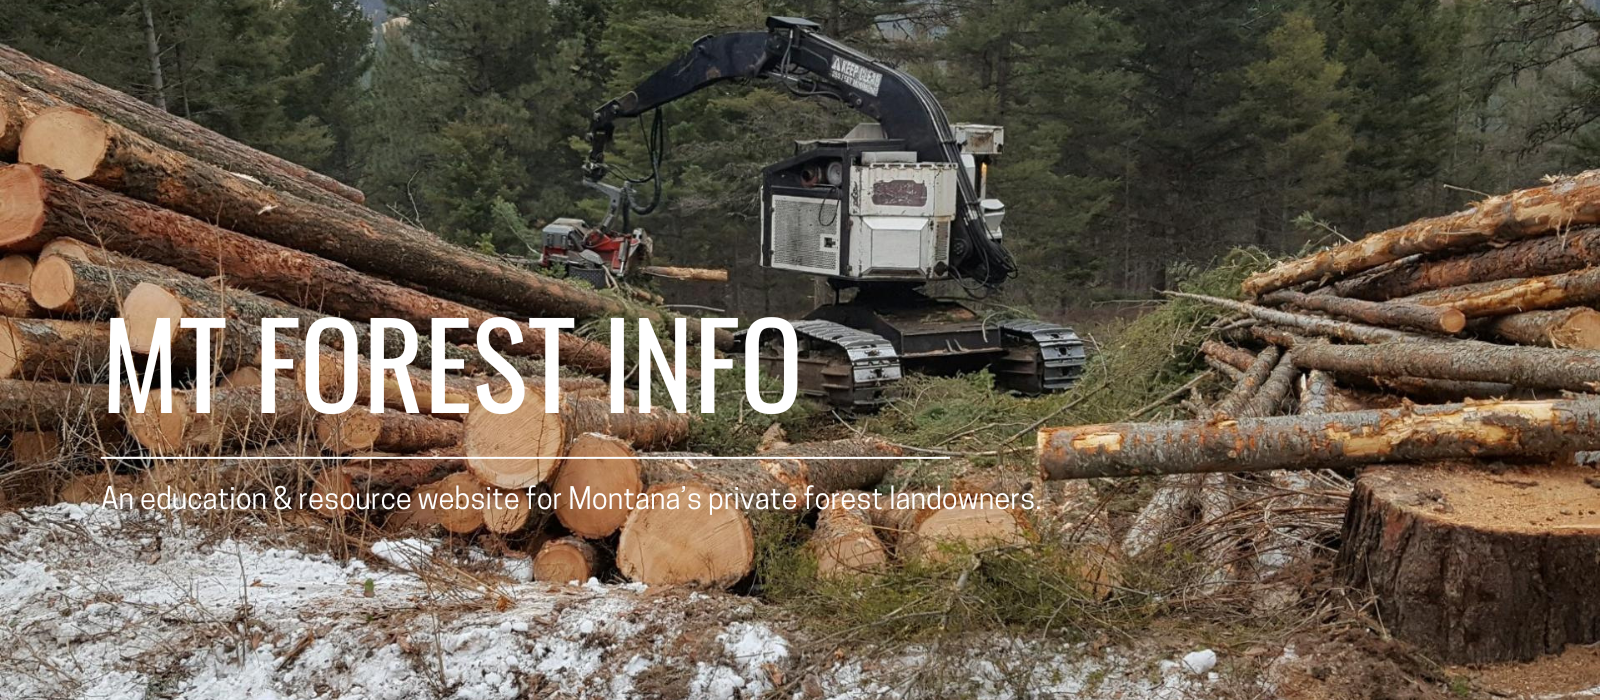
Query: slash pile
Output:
[[1034, 171, 1600, 664]]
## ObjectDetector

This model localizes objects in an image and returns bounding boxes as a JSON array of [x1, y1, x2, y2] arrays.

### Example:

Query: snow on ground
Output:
[[0, 504, 1246, 699]]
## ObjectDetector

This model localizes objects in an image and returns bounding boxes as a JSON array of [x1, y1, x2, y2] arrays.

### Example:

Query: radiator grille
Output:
[[770, 196, 841, 274]]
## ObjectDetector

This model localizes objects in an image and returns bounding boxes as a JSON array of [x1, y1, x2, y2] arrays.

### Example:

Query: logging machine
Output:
[[575, 16, 1086, 409]]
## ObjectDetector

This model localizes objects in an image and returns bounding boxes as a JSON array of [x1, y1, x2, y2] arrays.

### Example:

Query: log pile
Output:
[[0, 47, 1039, 597], [1036, 170, 1600, 663]]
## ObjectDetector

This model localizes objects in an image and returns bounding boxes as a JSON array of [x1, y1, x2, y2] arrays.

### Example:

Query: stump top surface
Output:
[[1361, 463, 1600, 534]]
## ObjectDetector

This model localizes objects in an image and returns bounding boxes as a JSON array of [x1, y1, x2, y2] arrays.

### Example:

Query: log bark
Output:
[[640, 266, 729, 283], [1402, 266, 1600, 318], [809, 490, 888, 578], [1333, 227, 1600, 300], [0, 283, 40, 318], [1337, 463, 1600, 663], [15, 108, 642, 323], [0, 378, 119, 432], [28, 255, 152, 317], [0, 166, 609, 372], [1199, 340, 1256, 372], [1167, 292, 1433, 344], [1248, 326, 1531, 401], [616, 439, 904, 587], [550, 433, 644, 538], [0, 254, 31, 286], [1290, 339, 1600, 393], [1260, 289, 1465, 334], [1038, 398, 1600, 480], [464, 385, 694, 489], [1241, 351, 1298, 418], [310, 451, 461, 520], [314, 408, 463, 455], [1480, 307, 1600, 349], [533, 537, 603, 584], [1211, 345, 1280, 417], [0, 47, 364, 204], [123, 386, 313, 454], [0, 69, 61, 157], [1243, 169, 1600, 296], [0, 318, 109, 380]]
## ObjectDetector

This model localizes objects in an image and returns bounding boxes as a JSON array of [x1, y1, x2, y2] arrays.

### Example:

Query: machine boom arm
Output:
[[585, 17, 1017, 287]]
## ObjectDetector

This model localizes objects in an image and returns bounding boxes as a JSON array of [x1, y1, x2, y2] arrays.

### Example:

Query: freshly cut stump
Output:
[[617, 482, 755, 588], [1338, 463, 1600, 664], [551, 433, 643, 538], [533, 537, 603, 584]]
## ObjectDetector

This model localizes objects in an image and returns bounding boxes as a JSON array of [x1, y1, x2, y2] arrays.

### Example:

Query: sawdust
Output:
[[1456, 644, 1600, 697]]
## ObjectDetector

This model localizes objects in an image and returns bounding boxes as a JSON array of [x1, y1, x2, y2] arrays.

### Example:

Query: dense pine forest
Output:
[[7, 0, 1600, 320]]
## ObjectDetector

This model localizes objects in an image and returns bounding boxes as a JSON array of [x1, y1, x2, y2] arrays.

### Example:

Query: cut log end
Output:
[[463, 384, 564, 489], [432, 472, 487, 534], [482, 488, 531, 534], [1338, 463, 1600, 664], [310, 468, 354, 519], [0, 165, 45, 247], [17, 107, 109, 182], [616, 482, 754, 587], [552, 433, 642, 538], [315, 411, 381, 454], [124, 391, 189, 451], [533, 537, 602, 584], [1438, 307, 1467, 334], [122, 282, 184, 353], [900, 507, 1027, 563], [28, 255, 75, 311], [0, 255, 32, 286]]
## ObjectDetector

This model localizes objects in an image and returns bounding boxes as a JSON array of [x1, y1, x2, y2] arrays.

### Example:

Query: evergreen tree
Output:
[[279, 0, 373, 179]]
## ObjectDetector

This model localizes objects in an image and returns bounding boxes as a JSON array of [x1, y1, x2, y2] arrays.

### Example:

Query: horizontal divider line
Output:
[[101, 455, 947, 461]]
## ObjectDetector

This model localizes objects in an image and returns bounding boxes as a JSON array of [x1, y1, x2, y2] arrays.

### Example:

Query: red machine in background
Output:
[[534, 217, 651, 290]]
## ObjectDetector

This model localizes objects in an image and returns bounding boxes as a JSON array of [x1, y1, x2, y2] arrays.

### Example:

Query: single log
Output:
[[1248, 326, 1531, 401], [1211, 345, 1280, 417], [423, 472, 489, 534], [1337, 463, 1600, 663], [464, 385, 693, 489], [1296, 370, 1338, 415], [1199, 340, 1256, 372], [616, 439, 905, 587], [1261, 289, 1465, 334], [0, 282, 39, 317], [1038, 398, 1600, 480], [1290, 340, 1600, 393], [16, 109, 642, 322], [219, 366, 265, 390], [0, 69, 61, 156], [0, 254, 30, 285], [314, 408, 463, 455], [0, 48, 365, 204], [1333, 227, 1600, 300], [809, 490, 889, 578], [551, 433, 644, 538], [0, 379, 119, 432], [310, 451, 461, 520], [123, 386, 313, 454], [0, 166, 609, 372], [1402, 266, 1600, 318], [1243, 169, 1600, 296], [1480, 307, 1600, 349], [28, 256, 150, 317], [1167, 292, 1431, 344], [640, 266, 729, 283], [1203, 356, 1243, 382], [0, 318, 109, 379], [533, 537, 603, 584]]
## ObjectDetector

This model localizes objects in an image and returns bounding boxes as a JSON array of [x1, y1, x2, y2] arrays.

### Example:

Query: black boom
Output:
[[584, 16, 1018, 288]]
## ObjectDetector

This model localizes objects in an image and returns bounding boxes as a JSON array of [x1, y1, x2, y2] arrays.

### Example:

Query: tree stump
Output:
[[1337, 462, 1600, 664]]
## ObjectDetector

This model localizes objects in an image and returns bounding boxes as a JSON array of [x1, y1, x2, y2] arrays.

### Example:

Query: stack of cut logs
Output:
[[1036, 172, 1600, 665], [0, 46, 1036, 591]]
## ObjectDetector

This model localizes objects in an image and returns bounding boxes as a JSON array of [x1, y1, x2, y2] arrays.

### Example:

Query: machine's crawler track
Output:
[[742, 318, 1086, 411]]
